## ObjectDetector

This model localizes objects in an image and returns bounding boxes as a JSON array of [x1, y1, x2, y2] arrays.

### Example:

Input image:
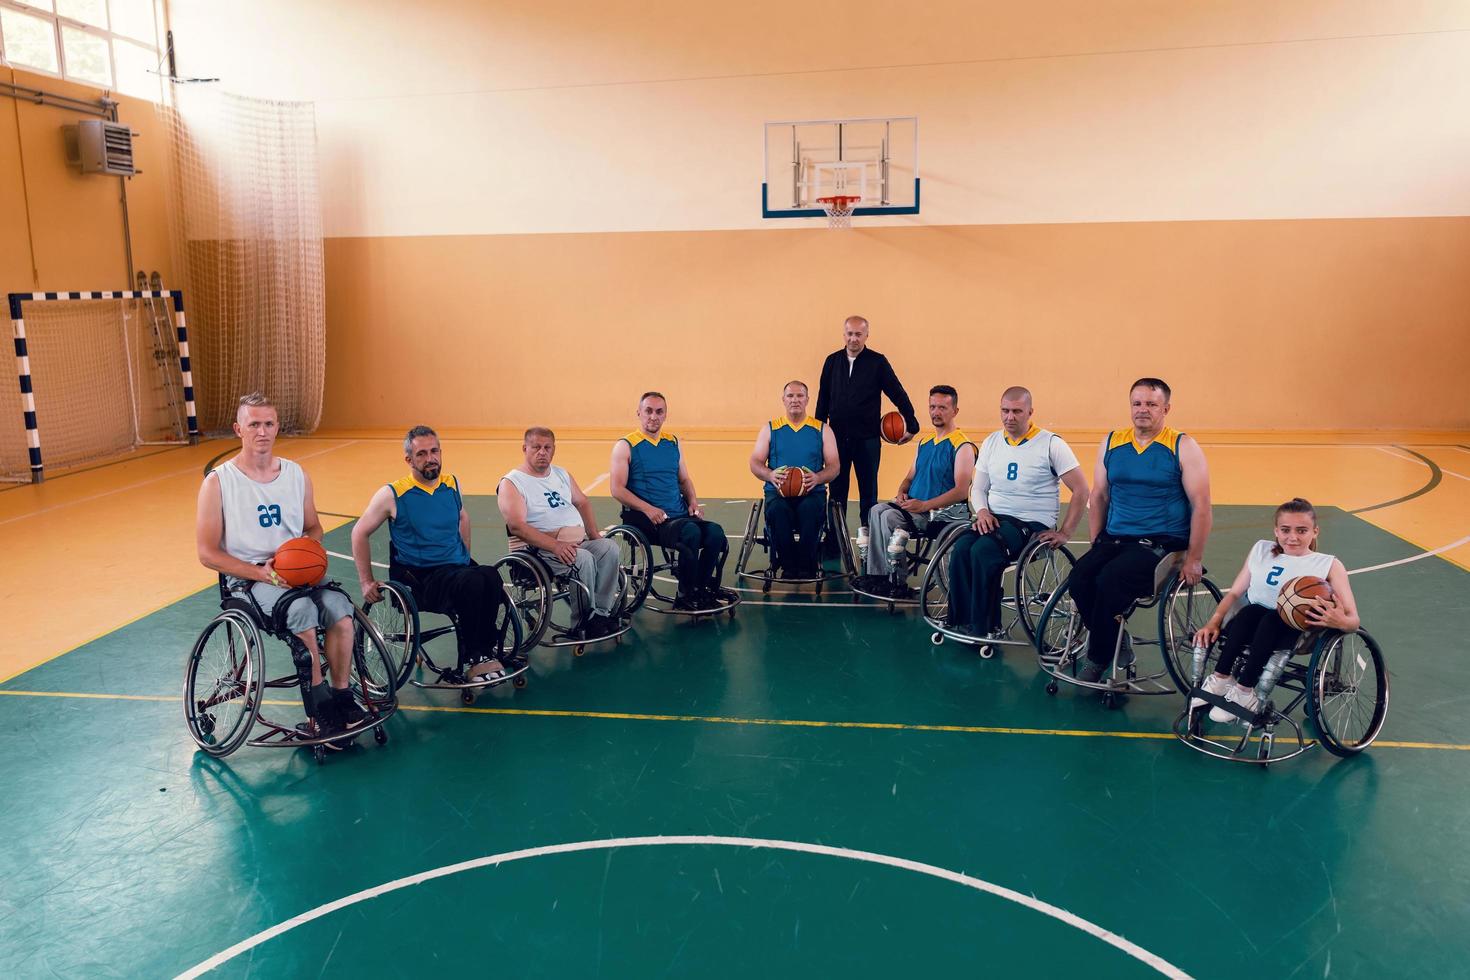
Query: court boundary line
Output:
[[0, 690, 1463, 751], [1350, 446, 1442, 513], [173, 835, 1191, 980]]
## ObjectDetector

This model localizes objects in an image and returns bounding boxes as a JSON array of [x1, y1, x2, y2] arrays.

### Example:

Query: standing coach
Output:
[[814, 315, 920, 539]]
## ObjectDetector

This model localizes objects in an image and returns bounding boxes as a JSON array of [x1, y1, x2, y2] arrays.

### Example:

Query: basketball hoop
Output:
[[816, 195, 861, 229]]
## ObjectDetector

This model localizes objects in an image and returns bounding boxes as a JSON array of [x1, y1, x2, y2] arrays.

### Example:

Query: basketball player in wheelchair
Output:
[[850, 385, 976, 604], [1173, 497, 1386, 763], [352, 426, 524, 698], [736, 380, 846, 591], [188, 393, 396, 763]]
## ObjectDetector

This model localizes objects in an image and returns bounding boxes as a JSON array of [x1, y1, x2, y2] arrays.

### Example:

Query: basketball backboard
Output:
[[762, 116, 918, 219]]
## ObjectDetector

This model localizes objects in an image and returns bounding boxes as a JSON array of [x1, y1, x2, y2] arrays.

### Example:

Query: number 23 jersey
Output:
[[213, 458, 306, 563]]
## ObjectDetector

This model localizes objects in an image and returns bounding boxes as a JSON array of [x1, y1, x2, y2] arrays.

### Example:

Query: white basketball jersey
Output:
[[1245, 540, 1336, 608], [971, 428, 1080, 526], [213, 458, 306, 564], [503, 467, 583, 535]]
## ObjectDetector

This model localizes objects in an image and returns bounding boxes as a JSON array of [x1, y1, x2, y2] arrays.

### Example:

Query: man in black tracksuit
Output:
[[814, 315, 920, 536]]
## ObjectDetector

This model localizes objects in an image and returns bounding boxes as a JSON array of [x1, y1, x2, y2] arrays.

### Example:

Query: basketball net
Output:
[[817, 195, 860, 230]]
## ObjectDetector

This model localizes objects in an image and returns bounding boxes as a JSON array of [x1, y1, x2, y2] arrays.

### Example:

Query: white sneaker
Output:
[[1209, 685, 1260, 724], [1190, 673, 1232, 710]]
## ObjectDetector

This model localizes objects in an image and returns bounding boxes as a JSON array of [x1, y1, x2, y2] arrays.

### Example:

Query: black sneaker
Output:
[[333, 688, 367, 728], [672, 593, 702, 612], [584, 614, 611, 637], [885, 581, 917, 600]]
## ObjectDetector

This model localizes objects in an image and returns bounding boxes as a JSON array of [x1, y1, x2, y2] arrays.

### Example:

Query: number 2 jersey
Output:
[[213, 457, 306, 564], [970, 425, 1080, 526], [1244, 539, 1336, 609]]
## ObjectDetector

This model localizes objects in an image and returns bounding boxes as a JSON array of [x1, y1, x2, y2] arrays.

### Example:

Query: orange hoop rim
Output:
[[816, 195, 862, 209]]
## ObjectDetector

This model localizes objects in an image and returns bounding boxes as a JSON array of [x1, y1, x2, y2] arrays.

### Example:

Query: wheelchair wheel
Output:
[[1306, 629, 1388, 757], [607, 524, 653, 615], [1157, 574, 1224, 695], [919, 524, 964, 624], [492, 552, 553, 651], [734, 502, 761, 578], [1033, 578, 1086, 673], [184, 611, 263, 757], [364, 581, 419, 691], [350, 607, 400, 713], [1015, 540, 1075, 642]]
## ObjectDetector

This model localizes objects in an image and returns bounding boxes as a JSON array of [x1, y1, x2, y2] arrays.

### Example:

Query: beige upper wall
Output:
[[166, 0, 1470, 236]]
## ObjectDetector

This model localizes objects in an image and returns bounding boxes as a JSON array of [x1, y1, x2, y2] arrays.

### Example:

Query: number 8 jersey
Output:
[[213, 458, 306, 563], [1245, 540, 1335, 608], [971, 425, 1080, 527]]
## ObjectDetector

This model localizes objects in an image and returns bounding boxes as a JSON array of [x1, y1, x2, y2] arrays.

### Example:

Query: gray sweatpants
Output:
[[229, 578, 354, 634], [536, 537, 621, 617], [864, 502, 967, 576]]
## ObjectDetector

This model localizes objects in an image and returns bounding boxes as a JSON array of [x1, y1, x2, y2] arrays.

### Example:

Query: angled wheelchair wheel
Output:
[[1034, 578, 1086, 675], [1306, 629, 1388, 757], [826, 501, 857, 577], [919, 524, 963, 625], [1014, 539, 1075, 642], [734, 501, 761, 578], [364, 581, 419, 691], [607, 524, 654, 615], [492, 551, 553, 651], [350, 606, 400, 713], [1157, 574, 1224, 695], [184, 610, 263, 757]]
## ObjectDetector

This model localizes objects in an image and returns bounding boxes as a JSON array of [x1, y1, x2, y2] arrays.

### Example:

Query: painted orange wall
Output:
[[1, 67, 174, 292], [323, 217, 1470, 432]]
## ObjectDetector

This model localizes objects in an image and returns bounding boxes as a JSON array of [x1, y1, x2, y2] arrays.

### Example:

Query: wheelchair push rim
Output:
[[362, 580, 420, 692], [183, 610, 264, 757], [1033, 576, 1179, 697], [1307, 629, 1389, 757]]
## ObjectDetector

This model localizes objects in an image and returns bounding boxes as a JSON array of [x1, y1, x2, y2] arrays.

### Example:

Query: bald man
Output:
[[814, 315, 919, 544]]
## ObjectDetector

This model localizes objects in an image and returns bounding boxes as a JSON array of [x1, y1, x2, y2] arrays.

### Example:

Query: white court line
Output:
[[0, 441, 358, 528], [1347, 534, 1470, 576], [326, 549, 385, 571], [173, 836, 1190, 980], [1369, 445, 1470, 481], [584, 471, 609, 492]]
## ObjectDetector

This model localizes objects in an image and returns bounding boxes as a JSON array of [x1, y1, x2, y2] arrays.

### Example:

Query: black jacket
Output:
[[814, 347, 919, 439]]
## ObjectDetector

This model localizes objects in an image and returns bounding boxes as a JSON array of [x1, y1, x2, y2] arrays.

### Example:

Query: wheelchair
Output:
[[733, 497, 857, 594], [1171, 621, 1388, 765], [1034, 551, 1223, 708], [492, 536, 636, 656], [920, 527, 1075, 659], [610, 521, 739, 620], [848, 516, 968, 614], [183, 577, 398, 765], [361, 547, 531, 705]]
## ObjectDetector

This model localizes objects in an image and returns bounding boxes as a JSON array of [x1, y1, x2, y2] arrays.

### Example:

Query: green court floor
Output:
[[1, 502, 1465, 978]]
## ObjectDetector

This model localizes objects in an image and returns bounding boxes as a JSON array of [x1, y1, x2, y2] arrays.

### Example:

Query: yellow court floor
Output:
[[2, 428, 1467, 683]]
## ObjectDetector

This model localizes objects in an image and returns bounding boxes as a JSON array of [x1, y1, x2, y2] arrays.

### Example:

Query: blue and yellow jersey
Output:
[[622, 430, 687, 518], [908, 430, 975, 502], [766, 416, 825, 494], [1103, 426, 1191, 538], [388, 473, 469, 567]]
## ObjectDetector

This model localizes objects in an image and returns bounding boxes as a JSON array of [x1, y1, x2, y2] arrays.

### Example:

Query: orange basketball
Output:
[[778, 466, 807, 498], [1277, 575, 1335, 629], [880, 411, 906, 444], [273, 536, 328, 588]]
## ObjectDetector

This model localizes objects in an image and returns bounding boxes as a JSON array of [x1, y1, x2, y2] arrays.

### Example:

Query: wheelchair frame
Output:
[[733, 497, 857, 595], [493, 542, 635, 656], [183, 577, 398, 764], [1035, 552, 1224, 708], [920, 529, 1075, 659], [611, 521, 739, 620], [848, 515, 967, 614], [1171, 626, 1389, 765]]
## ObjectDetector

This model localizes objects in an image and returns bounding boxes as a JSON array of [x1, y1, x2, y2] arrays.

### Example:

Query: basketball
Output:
[[880, 411, 906, 444], [273, 536, 328, 588], [1277, 575, 1335, 629], [778, 466, 807, 498]]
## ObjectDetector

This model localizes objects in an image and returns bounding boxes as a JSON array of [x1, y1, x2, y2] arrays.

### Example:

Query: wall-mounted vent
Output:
[[65, 120, 141, 176]]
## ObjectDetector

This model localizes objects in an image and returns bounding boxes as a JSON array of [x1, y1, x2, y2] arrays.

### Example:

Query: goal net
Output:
[[158, 89, 325, 436], [2, 290, 198, 483]]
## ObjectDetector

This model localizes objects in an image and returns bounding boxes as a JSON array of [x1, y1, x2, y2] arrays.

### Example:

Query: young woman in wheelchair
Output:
[[1190, 498, 1360, 722]]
